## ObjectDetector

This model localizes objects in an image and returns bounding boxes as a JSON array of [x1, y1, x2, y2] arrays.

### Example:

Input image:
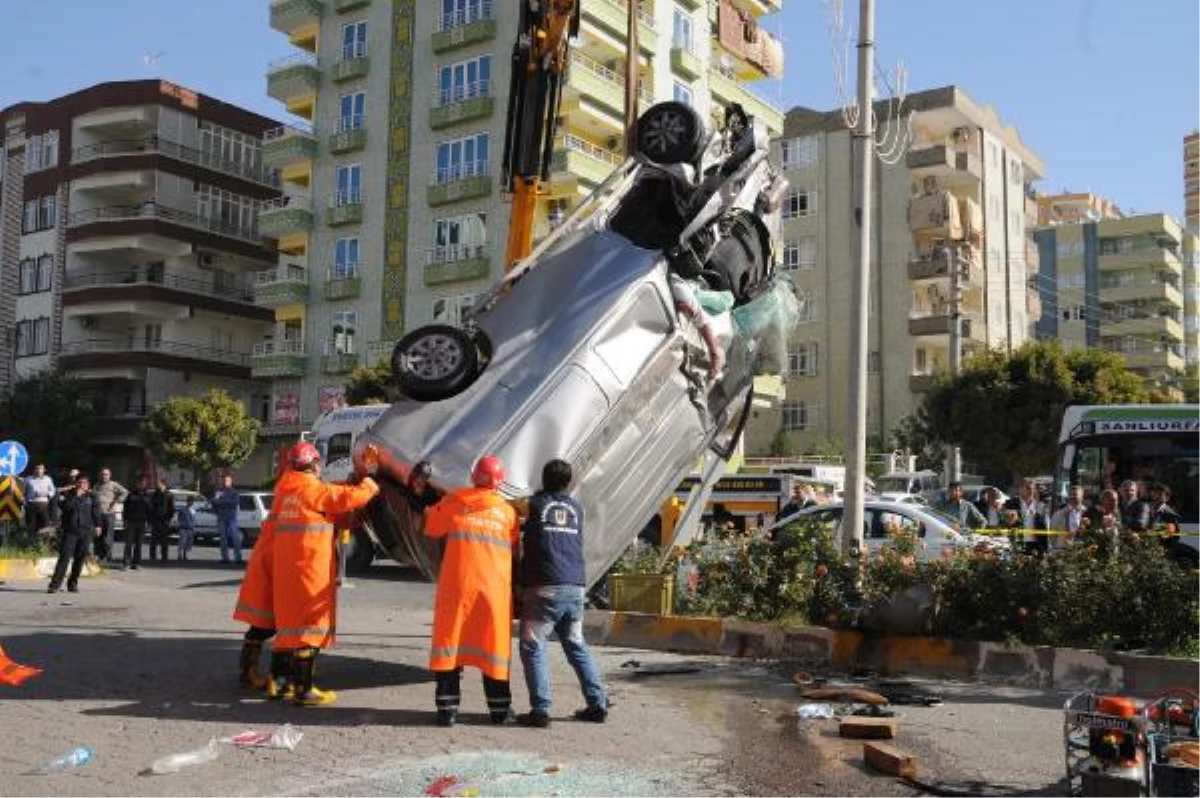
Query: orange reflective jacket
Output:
[[426, 486, 520, 681], [272, 470, 379, 650], [232, 517, 276, 629]]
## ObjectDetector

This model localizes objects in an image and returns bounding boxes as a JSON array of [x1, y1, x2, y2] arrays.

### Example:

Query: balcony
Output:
[[326, 189, 364, 226], [430, 82, 495, 130], [670, 43, 703, 80], [67, 202, 262, 244], [581, 0, 658, 53], [62, 267, 271, 321], [906, 144, 982, 184], [1098, 247, 1183, 274], [1110, 345, 1185, 373], [428, 161, 492, 206], [321, 342, 360, 374], [71, 136, 279, 187], [325, 263, 362, 300], [908, 311, 985, 340], [259, 194, 314, 237], [330, 43, 369, 83], [269, 0, 322, 35], [266, 53, 320, 108], [425, 244, 491, 286], [565, 52, 626, 116], [262, 124, 316, 170], [253, 264, 308, 307], [333, 0, 370, 11], [707, 64, 784, 135], [433, 1, 496, 53], [60, 338, 251, 379], [906, 252, 981, 285], [550, 134, 623, 191], [251, 339, 307, 378], [1100, 280, 1184, 307], [328, 118, 367, 154], [1100, 313, 1184, 341]]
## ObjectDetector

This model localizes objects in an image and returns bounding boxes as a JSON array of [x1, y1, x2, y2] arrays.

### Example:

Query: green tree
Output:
[[344, 361, 393, 406], [888, 412, 942, 472], [918, 341, 1147, 483], [140, 389, 259, 487], [0, 369, 98, 472], [768, 425, 799, 457]]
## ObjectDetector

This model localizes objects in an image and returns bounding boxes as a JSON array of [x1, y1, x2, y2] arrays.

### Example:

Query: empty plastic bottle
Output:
[[148, 739, 219, 775], [35, 746, 95, 774]]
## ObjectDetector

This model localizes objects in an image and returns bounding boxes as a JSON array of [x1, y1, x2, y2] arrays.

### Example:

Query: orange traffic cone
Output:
[[0, 644, 43, 686]]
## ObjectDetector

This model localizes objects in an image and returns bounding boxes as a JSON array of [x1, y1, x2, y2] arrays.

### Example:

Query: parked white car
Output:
[[113, 488, 204, 535], [767, 500, 1009, 561], [192, 490, 273, 546]]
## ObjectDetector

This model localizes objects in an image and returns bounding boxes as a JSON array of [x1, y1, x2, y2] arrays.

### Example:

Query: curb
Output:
[[0, 557, 103, 581], [584, 610, 1199, 695]]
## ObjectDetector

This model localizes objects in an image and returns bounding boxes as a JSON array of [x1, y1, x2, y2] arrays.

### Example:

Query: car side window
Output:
[[238, 496, 256, 512]]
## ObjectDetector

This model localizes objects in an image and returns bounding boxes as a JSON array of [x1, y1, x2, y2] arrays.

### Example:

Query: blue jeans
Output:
[[218, 516, 242, 562], [519, 585, 606, 714]]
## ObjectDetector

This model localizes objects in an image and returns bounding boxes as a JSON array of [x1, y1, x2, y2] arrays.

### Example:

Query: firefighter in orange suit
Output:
[[233, 515, 281, 694], [271, 440, 379, 706], [425, 454, 521, 727]]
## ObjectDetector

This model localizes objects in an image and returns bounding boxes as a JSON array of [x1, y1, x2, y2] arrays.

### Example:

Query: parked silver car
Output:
[[354, 101, 795, 585]]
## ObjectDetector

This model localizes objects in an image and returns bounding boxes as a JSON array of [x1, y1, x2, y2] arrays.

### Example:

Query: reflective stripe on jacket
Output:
[[271, 470, 379, 650], [425, 486, 519, 680]]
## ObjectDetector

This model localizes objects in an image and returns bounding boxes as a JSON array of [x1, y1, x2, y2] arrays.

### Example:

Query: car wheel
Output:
[[345, 527, 375, 574], [391, 324, 480, 402], [637, 101, 705, 165]]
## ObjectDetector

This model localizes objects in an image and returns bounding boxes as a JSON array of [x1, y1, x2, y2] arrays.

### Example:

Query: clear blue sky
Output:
[[2, 0, 1196, 218]]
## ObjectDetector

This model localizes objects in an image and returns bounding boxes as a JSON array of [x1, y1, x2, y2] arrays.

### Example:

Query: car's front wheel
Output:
[[637, 101, 706, 166], [391, 324, 480, 401]]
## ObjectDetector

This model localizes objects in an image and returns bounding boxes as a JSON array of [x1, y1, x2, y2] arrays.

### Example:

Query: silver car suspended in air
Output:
[[352, 101, 797, 586]]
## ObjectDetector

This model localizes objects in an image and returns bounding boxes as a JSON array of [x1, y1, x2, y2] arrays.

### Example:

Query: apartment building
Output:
[[744, 86, 1044, 454], [259, 0, 785, 429], [1033, 213, 1192, 395], [1036, 190, 1121, 225], [0, 80, 282, 480], [1185, 131, 1198, 232]]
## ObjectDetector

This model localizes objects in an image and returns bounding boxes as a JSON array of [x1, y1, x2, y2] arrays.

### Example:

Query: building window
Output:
[[672, 82, 693, 105], [199, 122, 264, 180], [783, 236, 817, 269], [330, 310, 357, 354], [36, 254, 53, 292], [432, 212, 487, 261], [15, 317, 51, 357], [40, 195, 56, 229], [438, 55, 492, 105], [341, 20, 367, 61], [338, 92, 366, 131], [782, 400, 812, 431], [334, 164, 363, 206], [432, 293, 477, 327], [795, 289, 818, 323], [22, 200, 38, 233], [333, 236, 361, 278], [672, 7, 693, 50], [788, 342, 820, 376], [782, 189, 815, 219], [440, 0, 490, 30], [24, 130, 59, 172], [435, 133, 489, 183], [780, 135, 819, 170], [18, 259, 36, 294], [196, 184, 260, 238]]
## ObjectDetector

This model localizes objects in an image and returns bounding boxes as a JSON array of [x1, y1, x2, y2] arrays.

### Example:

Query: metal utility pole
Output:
[[624, 0, 640, 155], [843, 0, 874, 554], [945, 244, 962, 483]]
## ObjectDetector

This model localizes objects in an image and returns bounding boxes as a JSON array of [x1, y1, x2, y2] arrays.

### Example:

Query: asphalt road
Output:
[[1, 548, 1075, 796]]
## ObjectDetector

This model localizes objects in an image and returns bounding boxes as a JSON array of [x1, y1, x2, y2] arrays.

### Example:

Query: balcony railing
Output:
[[263, 122, 314, 142], [63, 267, 254, 303], [67, 202, 262, 244], [62, 338, 250, 366], [568, 52, 656, 105], [439, 0, 493, 31], [331, 188, 363, 207], [335, 114, 365, 133], [427, 244, 487, 264], [255, 263, 307, 285], [328, 262, 361, 280], [434, 80, 493, 108], [562, 133, 623, 165], [253, 339, 306, 358], [71, 136, 279, 187], [432, 160, 490, 185]]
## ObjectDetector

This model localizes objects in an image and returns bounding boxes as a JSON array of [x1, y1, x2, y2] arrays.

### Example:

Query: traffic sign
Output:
[[0, 441, 28, 477], [0, 476, 22, 522]]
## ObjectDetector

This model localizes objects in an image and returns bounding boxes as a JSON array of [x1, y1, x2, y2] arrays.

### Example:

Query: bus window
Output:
[[325, 432, 352, 464]]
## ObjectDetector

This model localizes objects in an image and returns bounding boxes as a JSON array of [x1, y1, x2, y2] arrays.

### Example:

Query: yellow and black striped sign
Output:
[[0, 476, 23, 523]]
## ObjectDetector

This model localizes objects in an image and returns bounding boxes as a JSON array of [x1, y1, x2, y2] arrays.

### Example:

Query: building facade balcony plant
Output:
[[250, 338, 307, 378], [432, 0, 496, 53]]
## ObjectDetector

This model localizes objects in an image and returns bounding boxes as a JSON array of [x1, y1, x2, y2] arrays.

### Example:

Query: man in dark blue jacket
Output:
[[516, 458, 608, 728], [49, 474, 103, 593]]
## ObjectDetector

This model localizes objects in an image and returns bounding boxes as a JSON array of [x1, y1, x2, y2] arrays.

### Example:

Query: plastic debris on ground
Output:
[[33, 745, 94, 774], [146, 739, 219, 775], [220, 723, 303, 751], [796, 703, 836, 720], [0, 644, 44, 686]]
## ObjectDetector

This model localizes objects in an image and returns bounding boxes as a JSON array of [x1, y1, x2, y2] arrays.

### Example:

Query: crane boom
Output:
[[501, 0, 580, 271]]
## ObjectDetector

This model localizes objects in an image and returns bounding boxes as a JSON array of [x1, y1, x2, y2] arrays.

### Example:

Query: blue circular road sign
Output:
[[0, 440, 29, 476]]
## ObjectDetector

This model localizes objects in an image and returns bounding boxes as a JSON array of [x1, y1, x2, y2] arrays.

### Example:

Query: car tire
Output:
[[392, 324, 480, 402], [345, 527, 375, 574], [637, 101, 705, 165]]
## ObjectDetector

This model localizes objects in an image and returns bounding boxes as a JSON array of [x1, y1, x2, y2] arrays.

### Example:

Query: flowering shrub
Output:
[[671, 518, 1198, 655]]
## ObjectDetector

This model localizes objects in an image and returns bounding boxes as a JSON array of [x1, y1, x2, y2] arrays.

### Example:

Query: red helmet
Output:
[[471, 455, 505, 488], [288, 441, 321, 469]]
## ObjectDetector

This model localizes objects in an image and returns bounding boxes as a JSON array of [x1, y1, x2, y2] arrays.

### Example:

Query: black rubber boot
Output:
[[239, 639, 266, 689], [290, 647, 336, 706], [265, 650, 294, 700]]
